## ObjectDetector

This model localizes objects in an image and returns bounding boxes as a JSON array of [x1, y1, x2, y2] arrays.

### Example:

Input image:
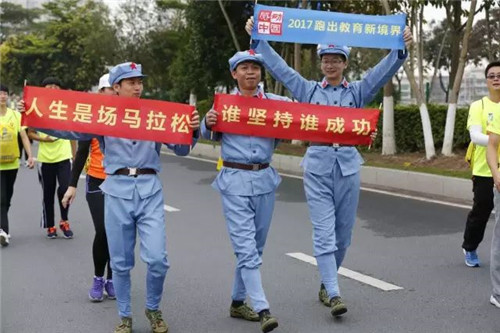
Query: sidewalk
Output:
[[186, 143, 473, 204]]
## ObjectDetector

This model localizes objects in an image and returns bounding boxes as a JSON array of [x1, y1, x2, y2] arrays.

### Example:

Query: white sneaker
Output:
[[490, 295, 500, 308], [0, 229, 10, 247]]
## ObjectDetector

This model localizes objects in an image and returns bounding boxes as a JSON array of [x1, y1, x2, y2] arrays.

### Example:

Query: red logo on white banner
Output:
[[257, 10, 283, 36]]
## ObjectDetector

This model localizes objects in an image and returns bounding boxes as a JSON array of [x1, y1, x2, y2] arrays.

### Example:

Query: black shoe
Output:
[[259, 310, 278, 333], [330, 296, 347, 317]]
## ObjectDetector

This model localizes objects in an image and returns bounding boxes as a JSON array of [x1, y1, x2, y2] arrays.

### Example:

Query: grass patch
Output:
[[363, 161, 472, 179]]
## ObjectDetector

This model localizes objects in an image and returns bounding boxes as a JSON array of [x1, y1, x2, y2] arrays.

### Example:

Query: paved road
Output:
[[1, 152, 499, 333]]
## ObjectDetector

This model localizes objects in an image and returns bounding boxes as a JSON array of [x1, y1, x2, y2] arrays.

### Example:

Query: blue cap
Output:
[[108, 62, 146, 85], [229, 50, 264, 72], [317, 44, 350, 59]]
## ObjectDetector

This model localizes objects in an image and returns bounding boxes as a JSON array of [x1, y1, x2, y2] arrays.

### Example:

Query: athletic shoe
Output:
[[145, 309, 168, 333], [318, 283, 330, 306], [259, 310, 278, 333], [490, 295, 500, 308], [0, 229, 9, 247], [330, 296, 347, 317], [463, 249, 480, 267], [89, 276, 104, 302], [230, 302, 259, 321], [105, 279, 116, 299], [46, 227, 58, 239], [114, 317, 132, 333], [59, 220, 73, 239]]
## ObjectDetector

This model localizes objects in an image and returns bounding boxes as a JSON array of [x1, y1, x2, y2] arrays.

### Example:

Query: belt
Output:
[[310, 142, 352, 148], [113, 167, 156, 177], [222, 161, 270, 171]]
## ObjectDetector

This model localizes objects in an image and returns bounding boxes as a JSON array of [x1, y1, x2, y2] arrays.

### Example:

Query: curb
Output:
[[186, 143, 473, 204]]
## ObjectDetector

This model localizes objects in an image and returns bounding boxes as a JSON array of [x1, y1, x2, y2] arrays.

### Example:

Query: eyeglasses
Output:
[[321, 59, 344, 66], [487, 74, 500, 80]]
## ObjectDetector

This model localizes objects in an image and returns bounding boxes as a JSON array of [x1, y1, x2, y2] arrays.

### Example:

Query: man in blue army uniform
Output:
[[202, 50, 291, 333], [246, 17, 413, 317], [19, 62, 200, 333]]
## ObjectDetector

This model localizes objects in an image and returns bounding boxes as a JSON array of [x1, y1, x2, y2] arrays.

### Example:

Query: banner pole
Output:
[[249, 0, 258, 48]]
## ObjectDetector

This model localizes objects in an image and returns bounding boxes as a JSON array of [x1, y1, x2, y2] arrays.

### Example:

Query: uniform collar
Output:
[[232, 86, 265, 98], [320, 77, 349, 89]]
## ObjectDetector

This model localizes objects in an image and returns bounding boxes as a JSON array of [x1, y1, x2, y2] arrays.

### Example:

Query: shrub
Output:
[[371, 104, 470, 152]]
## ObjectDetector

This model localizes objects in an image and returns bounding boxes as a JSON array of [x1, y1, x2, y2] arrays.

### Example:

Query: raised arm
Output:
[[357, 27, 412, 106], [357, 49, 407, 106], [246, 17, 315, 102]]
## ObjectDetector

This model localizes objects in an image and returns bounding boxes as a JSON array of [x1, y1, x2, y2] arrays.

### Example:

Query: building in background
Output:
[[398, 61, 488, 106]]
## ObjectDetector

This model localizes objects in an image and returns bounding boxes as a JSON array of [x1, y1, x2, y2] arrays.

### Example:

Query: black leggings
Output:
[[0, 169, 18, 234], [38, 160, 71, 228], [86, 175, 111, 279], [463, 176, 494, 251]]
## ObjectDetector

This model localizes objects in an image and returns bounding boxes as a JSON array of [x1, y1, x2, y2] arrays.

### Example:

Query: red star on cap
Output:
[[328, 44, 335, 48], [130, 63, 137, 70], [248, 49, 256, 55]]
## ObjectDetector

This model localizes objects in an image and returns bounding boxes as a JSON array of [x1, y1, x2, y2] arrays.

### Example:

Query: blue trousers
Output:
[[303, 162, 360, 299], [221, 192, 275, 313], [104, 189, 170, 318]]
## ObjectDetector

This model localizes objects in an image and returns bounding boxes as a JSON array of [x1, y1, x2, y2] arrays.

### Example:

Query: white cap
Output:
[[98, 73, 111, 90]]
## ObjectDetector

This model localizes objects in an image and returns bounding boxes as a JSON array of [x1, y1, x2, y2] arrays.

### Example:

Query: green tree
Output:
[[168, 1, 254, 102], [0, 1, 45, 42], [469, 7, 500, 63], [0, 0, 118, 92], [115, 0, 186, 100]]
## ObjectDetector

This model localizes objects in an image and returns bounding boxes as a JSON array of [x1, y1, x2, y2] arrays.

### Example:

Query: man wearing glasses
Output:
[[483, 61, 500, 309], [246, 17, 412, 317], [462, 62, 500, 268]]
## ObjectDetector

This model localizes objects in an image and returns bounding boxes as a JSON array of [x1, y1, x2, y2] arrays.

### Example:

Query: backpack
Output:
[[0, 110, 20, 164]]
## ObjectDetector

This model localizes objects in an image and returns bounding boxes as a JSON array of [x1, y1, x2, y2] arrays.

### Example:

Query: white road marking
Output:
[[358, 187, 472, 210], [163, 153, 472, 210], [286, 252, 403, 292], [79, 175, 86, 180], [164, 204, 180, 212]]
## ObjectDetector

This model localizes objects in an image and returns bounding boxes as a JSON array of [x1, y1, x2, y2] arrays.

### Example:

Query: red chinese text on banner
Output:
[[22, 86, 195, 144], [212, 94, 379, 145]]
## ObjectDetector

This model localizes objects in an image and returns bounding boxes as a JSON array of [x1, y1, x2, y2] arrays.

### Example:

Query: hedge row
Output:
[[197, 99, 470, 153], [371, 104, 470, 152]]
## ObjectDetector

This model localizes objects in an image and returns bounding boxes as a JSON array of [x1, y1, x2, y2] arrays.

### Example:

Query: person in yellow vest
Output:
[[483, 61, 500, 308], [0, 84, 35, 246], [462, 62, 500, 267], [27, 77, 76, 239]]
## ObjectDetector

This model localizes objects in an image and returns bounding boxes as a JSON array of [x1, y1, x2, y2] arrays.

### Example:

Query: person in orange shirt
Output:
[[62, 74, 115, 302]]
